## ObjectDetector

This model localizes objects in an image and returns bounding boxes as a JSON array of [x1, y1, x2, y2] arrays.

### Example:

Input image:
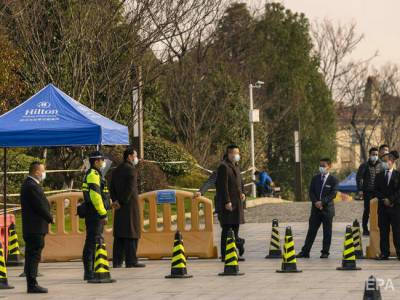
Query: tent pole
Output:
[[3, 148, 6, 249]]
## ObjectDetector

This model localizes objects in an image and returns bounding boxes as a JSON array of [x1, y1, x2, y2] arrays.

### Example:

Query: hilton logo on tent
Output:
[[37, 101, 51, 108], [24, 102, 58, 116]]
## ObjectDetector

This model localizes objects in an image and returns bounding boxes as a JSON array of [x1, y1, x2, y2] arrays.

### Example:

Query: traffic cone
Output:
[[352, 219, 365, 259], [6, 223, 24, 266], [165, 231, 193, 278], [363, 275, 382, 300], [0, 242, 14, 289], [337, 225, 361, 270], [87, 239, 115, 283], [265, 219, 282, 259], [276, 226, 302, 273], [219, 229, 244, 276]]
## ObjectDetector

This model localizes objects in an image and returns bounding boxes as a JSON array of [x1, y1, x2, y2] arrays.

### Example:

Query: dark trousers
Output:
[[302, 210, 333, 255], [378, 207, 400, 257], [220, 224, 239, 259], [82, 218, 104, 276], [112, 237, 139, 266], [362, 192, 374, 231], [23, 234, 45, 288], [256, 185, 272, 197]]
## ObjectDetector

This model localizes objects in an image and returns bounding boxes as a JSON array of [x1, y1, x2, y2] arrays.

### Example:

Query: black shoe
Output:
[[126, 262, 146, 268], [320, 253, 329, 259], [27, 285, 48, 294], [363, 230, 370, 236], [113, 264, 123, 268], [238, 257, 245, 262], [236, 238, 245, 256], [375, 255, 389, 261], [296, 252, 310, 258]]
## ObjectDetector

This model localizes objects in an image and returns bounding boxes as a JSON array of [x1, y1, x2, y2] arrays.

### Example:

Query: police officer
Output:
[[82, 151, 111, 280], [375, 150, 400, 260]]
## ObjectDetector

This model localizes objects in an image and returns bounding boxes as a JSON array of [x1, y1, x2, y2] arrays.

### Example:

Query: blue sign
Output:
[[156, 190, 176, 204]]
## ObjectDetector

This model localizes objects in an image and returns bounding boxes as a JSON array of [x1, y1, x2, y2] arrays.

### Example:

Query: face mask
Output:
[[319, 166, 327, 174], [382, 162, 389, 170], [132, 157, 139, 166], [370, 155, 378, 162], [41, 172, 46, 181], [233, 154, 240, 162], [101, 161, 106, 169]]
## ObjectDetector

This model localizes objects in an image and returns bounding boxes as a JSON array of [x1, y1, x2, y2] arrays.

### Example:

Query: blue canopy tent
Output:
[[337, 172, 358, 193], [0, 83, 129, 246]]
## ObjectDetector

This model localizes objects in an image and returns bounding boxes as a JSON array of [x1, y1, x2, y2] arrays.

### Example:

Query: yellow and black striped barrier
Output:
[[276, 226, 302, 273], [165, 231, 192, 278], [265, 219, 282, 259], [337, 225, 361, 271], [352, 219, 365, 259], [6, 223, 24, 266], [219, 229, 244, 276], [0, 242, 13, 290], [88, 240, 115, 283]]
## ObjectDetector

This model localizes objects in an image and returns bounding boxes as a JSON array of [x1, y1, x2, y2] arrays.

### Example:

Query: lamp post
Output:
[[249, 81, 263, 198], [131, 65, 144, 159], [294, 129, 303, 201]]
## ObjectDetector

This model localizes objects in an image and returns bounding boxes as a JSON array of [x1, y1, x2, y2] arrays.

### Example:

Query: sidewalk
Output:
[[2, 222, 399, 300]]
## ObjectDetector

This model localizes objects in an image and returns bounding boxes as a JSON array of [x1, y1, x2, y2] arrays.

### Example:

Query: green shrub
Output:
[[0, 150, 43, 201], [170, 168, 208, 189], [137, 161, 168, 193], [105, 146, 168, 193], [144, 136, 196, 177]]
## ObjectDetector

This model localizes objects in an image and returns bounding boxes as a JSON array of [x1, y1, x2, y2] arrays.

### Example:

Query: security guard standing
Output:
[[81, 151, 111, 280], [297, 158, 338, 259], [375, 150, 400, 260]]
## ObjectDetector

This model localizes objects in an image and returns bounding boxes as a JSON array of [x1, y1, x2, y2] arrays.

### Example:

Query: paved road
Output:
[[245, 200, 364, 223], [2, 222, 399, 300]]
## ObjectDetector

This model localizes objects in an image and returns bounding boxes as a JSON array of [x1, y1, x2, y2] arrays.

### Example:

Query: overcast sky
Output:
[[246, 0, 400, 67]]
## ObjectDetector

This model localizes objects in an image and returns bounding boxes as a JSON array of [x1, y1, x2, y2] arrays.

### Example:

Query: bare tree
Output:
[[0, 0, 227, 183], [157, 0, 232, 164], [311, 19, 377, 101], [312, 20, 381, 164], [375, 64, 400, 149]]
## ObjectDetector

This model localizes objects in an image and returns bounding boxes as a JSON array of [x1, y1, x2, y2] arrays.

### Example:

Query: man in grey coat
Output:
[[110, 147, 145, 268]]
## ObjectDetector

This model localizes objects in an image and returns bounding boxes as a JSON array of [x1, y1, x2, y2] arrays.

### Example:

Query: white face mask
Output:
[[132, 157, 139, 166], [370, 155, 378, 162], [83, 158, 90, 171], [41, 172, 46, 181], [101, 161, 106, 169], [234, 154, 241, 162]]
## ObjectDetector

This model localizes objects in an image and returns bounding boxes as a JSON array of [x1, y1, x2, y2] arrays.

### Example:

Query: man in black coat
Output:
[[215, 145, 246, 261], [110, 147, 145, 268], [20, 161, 53, 293], [356, 147, 383, 236], [297, 158, 338, 259], [375, 150, 400, 260]]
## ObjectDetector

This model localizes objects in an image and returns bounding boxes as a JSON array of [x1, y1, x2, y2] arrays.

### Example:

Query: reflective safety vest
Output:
[[82, 168, 108, 218]]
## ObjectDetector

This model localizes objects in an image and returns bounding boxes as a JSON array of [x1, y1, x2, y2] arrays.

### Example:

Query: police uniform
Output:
[[82, 158, 110, 280]]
